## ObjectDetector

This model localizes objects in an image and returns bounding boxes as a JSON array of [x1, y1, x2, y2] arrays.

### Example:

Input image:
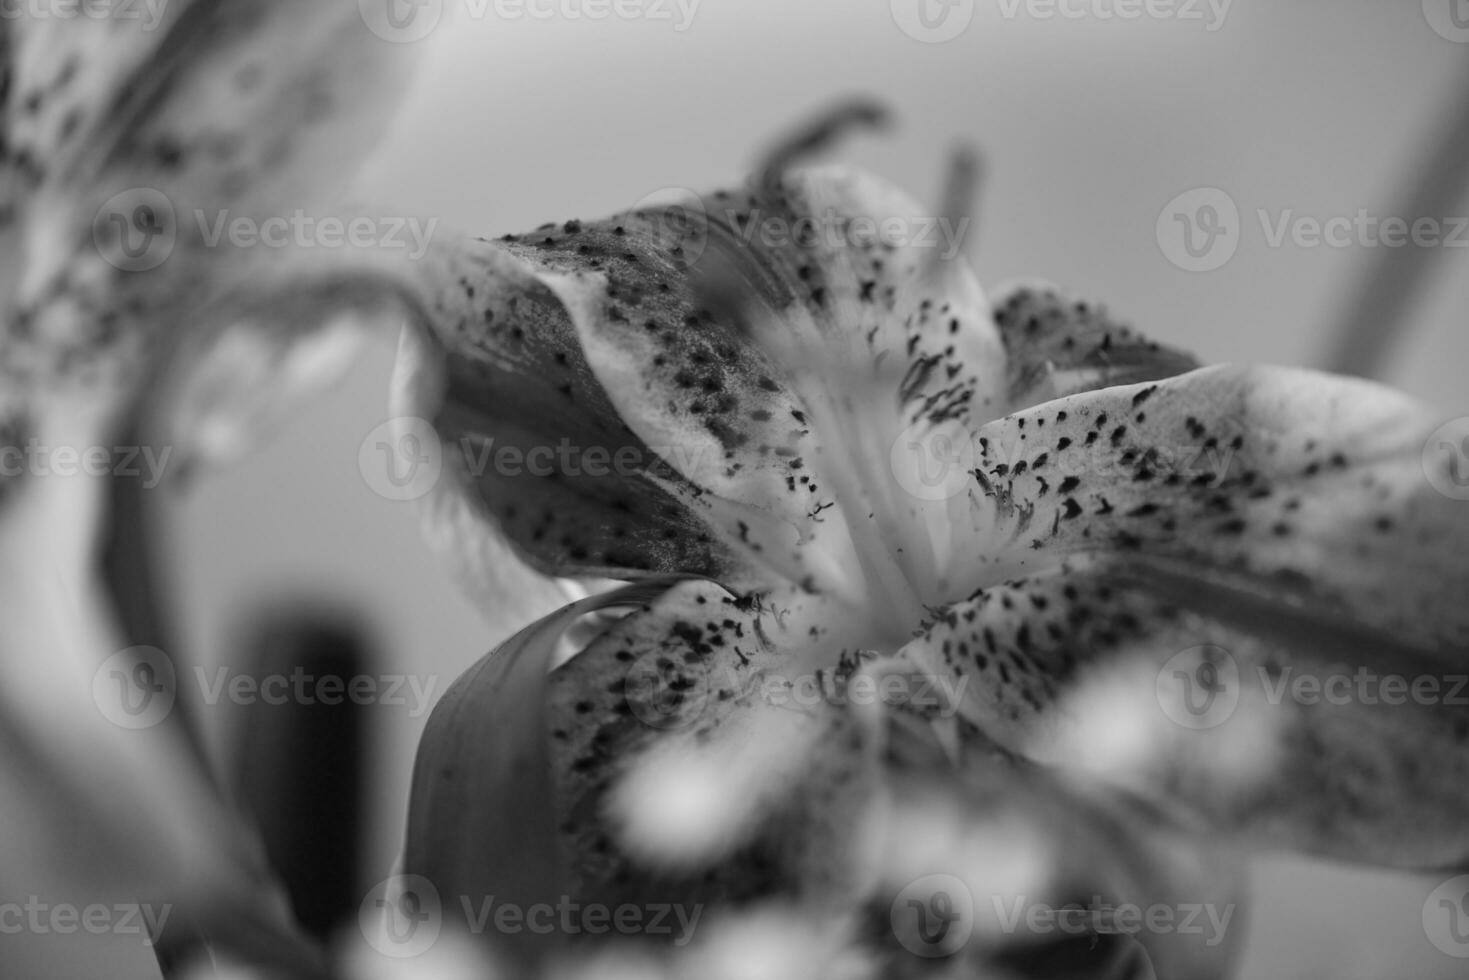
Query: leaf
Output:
[[402, 577, 694, 967]]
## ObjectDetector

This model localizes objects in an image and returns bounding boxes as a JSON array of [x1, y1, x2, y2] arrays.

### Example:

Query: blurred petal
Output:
[[902, 557, 1469, 867], [870, 720, 1245, 980], [0, 469, 326, 976], [4, 0, 418, 432], [989, 283, 1199, 411], [1, 9, 420, 971]]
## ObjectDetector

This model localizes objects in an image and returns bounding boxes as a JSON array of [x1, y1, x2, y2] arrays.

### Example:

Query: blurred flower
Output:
[[395, 104, 1469, 977], [0, 1, 423, 973]]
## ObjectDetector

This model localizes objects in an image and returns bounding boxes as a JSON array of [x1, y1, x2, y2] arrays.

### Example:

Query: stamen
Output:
[[1323, 58, 1469, 378], [688, 255, 928, 630], [757, 97, 892, 196], [921, 145, 983, 284]]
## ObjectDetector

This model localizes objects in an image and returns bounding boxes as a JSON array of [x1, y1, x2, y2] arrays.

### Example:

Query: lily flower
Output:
[[396, 104, 1469, 977]]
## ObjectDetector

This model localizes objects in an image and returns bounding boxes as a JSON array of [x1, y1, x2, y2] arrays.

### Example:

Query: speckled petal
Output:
[[403, 165, 1006, 599], [900, 556, 1469, 869], [545, 578, 871, 898], [961, 364, 1469, 652], [990, 282, 1200, 411], [4, 0, 415, 417], [899, 362, 1469, 867], [398, 234, 749, 583]]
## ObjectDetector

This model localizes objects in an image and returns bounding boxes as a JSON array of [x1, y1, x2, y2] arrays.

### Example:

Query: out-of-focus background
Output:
[[9, 0, 1469, 976]]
